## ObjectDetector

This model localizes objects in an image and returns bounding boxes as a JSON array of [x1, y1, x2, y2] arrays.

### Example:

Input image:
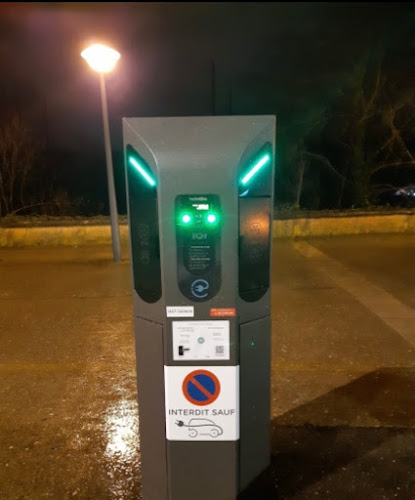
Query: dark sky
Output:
[[0, 2, 414, 153]]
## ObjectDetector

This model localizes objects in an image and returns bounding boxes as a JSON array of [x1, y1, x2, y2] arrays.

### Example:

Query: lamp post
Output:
[[81, 43, 121, 262]]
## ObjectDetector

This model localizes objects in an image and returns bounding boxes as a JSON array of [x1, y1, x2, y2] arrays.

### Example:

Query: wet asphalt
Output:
[[0, 234, 414, 499]]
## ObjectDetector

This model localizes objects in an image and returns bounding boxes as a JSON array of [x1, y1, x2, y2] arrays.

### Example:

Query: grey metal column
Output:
[[123, 116, 276, 500], [100, 73, 121, 262]]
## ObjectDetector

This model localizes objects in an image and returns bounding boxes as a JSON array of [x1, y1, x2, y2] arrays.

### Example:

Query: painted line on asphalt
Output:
[[293, 241, 415, 348]]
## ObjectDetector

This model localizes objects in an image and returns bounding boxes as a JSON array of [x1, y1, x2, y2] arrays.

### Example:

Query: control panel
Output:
[[176, 194, 221, 302]]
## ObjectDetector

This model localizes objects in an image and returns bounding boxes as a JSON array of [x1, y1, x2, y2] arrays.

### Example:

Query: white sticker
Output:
[[172, 320, 230, 361], [164, 365, 239, 441], [166, 306, 194, 317]]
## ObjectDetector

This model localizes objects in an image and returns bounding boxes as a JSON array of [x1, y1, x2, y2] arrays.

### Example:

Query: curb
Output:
[[0, 225, 129, 247], [273, 213, 415, 238], [0, 214, 414, 247]]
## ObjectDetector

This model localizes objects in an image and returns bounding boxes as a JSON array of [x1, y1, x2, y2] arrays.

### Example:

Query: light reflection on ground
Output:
[[104, 397, 140, 461], [103, 396, 142, 499]]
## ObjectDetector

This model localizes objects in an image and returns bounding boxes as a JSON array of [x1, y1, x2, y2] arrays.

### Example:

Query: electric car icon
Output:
[[175, 418, 223, 438]]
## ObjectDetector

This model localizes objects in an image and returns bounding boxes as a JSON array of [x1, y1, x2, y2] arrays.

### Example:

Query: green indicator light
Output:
[[207, 213, 217, 224], [128, 156, 156, 187], [241, 153, 271, 186], [181, 213, 192, 224]]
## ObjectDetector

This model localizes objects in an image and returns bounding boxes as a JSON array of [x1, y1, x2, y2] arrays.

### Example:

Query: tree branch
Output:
[[303, 151, 350, 182], [364, 65, 382, 118], [370, 160, 415, 175]]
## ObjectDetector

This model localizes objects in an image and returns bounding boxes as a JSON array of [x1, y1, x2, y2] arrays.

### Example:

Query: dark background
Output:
[[0, 2, 414, 215]]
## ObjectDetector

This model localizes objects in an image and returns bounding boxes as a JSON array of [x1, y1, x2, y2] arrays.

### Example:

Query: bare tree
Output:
[[328, 52, 415, 206], [282, 105, 347, 209], [0, 113, 38, 216]]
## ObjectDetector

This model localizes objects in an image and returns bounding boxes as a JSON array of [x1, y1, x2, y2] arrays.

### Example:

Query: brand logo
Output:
[[189, 196, 208, 201]]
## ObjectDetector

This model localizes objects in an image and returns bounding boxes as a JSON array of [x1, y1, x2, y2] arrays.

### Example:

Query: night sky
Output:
[[0, 2, 414, 212]]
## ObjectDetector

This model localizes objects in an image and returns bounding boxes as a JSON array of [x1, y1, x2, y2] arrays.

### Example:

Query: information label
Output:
[[166, 306, 194, 318], [172, 320, 230, 360], [164, 365, 239, 441]]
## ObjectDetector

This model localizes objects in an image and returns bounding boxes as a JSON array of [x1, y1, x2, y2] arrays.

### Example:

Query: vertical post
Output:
[[99, 73, 121, 262], [211, 59, 216, 115]]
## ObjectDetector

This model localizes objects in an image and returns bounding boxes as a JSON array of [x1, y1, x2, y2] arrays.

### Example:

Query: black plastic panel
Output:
[[176, 194, 221, 302], [127, 145, 162, 303], [238, 198, 271, 302]]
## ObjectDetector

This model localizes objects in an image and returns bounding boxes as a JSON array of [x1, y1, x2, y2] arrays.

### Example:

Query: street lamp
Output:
[[81, 43, 121, 262]]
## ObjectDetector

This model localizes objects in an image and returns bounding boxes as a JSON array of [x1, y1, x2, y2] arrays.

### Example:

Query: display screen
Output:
[[192, 203, 209, 210]]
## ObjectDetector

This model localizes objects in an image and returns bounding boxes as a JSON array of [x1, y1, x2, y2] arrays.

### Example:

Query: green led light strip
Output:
[[240, 153, 271, 185], [128, 156, 156, 187]]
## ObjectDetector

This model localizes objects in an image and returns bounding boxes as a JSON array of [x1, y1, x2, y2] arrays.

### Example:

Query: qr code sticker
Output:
[[215, 345, 225, 355]]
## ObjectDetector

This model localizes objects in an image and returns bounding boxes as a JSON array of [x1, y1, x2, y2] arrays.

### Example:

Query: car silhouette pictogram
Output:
[[176, 418, 223, 438]]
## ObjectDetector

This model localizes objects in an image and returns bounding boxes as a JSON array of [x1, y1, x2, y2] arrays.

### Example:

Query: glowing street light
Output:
[[81, 44, 120, 73], [81, 43, 121, 262]]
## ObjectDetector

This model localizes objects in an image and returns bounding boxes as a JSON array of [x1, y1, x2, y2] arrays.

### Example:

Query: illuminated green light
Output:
[[128, 156, 156, 187], [241, 153, 271, 185], [181, 213, 192, 224], [207, 213, 217, 224]]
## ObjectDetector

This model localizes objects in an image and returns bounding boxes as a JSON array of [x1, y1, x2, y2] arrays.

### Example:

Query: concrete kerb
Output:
[[0, 214, 414, 247], [0, 225, 130, 247], [273, 213, 415, 238]]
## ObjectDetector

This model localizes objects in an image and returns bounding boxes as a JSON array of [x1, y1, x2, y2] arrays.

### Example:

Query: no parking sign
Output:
[[182, 369, 221, 405], [164, 365, 239, 441]]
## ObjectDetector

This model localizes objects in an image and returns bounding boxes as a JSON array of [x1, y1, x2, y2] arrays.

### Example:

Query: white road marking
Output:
[[293, 241, 415, 348]]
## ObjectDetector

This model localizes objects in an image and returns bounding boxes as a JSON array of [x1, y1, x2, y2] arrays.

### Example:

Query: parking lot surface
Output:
[[0, 234, 414, 499]]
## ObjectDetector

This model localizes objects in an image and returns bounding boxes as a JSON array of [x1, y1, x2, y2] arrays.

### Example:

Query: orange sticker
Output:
[[210, 308, 236, 318]]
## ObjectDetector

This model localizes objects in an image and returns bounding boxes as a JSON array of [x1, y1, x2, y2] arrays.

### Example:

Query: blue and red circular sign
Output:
[[182, 369, 221, 406]]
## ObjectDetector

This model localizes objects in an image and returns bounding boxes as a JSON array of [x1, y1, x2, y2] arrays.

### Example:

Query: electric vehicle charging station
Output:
[[123, 116, 276, 500]]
